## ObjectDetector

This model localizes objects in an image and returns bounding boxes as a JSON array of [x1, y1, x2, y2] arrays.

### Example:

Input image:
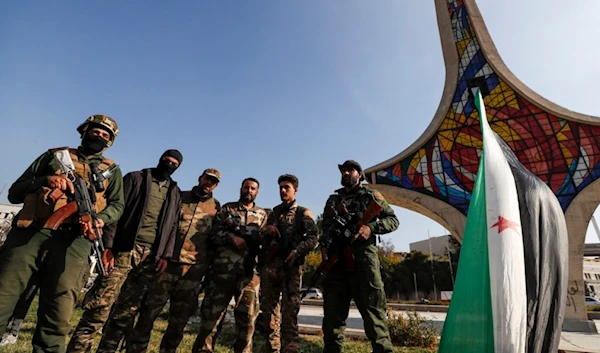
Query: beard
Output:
[[199, 183, 212, 194], [341, 175, 359, 188], [240, 192, 256, 203], [195, 185, 210, 198]]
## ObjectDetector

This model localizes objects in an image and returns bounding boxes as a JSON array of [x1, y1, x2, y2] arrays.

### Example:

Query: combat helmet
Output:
[[77, 114, 119, 147]]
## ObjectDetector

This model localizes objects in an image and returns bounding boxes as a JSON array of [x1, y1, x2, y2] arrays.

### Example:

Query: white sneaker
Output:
[[0, 333, 18, 346]]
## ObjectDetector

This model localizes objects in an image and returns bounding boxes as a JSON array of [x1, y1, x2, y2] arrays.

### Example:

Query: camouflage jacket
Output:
[[173, 187, 221, 265], [264, 200, 319, 259], [209, 201, 268, 274], [321, 185, 399, 248]]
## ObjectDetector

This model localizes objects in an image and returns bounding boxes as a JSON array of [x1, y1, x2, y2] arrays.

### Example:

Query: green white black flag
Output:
[[438, 89, 568, 353]]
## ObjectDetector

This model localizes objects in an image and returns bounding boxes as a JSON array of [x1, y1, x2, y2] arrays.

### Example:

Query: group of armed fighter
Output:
[[0, 114, 400, 353]]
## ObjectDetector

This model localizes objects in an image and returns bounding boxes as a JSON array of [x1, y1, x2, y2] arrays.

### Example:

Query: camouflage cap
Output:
[[202, 168, 221, 182]]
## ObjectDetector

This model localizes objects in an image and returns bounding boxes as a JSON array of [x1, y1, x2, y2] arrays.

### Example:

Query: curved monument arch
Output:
[[365, 0, 600, 332], [374, 184, 466, 242]]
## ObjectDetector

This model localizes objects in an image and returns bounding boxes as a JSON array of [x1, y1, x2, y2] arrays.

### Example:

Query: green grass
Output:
[[2, 298, 432, 353]]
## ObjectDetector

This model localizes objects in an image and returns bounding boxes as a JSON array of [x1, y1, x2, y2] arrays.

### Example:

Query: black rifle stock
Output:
[[264, 225, 295, 299], [225, 214, 261, 276], [302, 200, 383, 300]]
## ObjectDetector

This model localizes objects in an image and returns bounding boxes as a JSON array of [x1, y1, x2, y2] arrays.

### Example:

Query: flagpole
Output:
[[447, 245, 455, 289], [428, 230, 438, 301], [413, 272, 418, 301], [443, 226, 455, 289]]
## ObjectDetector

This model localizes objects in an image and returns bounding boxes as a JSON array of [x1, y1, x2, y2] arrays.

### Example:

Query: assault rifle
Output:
[[302, 199, 383, 300], [264, 224, 298, 299], [43, 149, 118, 277], [224, 214, 262, 276], [44, 161, 118, 204]]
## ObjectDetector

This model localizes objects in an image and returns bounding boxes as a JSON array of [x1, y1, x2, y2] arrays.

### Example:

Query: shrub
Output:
[[386, 310, 438, 349]]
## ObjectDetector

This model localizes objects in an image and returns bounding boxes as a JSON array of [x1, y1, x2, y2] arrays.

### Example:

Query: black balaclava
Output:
[[153, 149, 183, 181]]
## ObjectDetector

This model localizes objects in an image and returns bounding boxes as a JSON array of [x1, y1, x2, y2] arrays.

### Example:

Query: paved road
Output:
[[204, 303, 600, 351], [296, 305, 600, 352], [298, 304, 600, 335], [215, 301, 600, 336], [298, 305, 447, 332], [214, 302, 447, 332]]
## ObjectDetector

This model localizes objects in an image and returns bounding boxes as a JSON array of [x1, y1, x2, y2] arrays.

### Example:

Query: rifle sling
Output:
[[274, 205, 305, 255]]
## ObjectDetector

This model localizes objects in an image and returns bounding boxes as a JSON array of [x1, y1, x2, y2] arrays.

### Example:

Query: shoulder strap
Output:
[[100, 157, 115, 169], [273, 205, 283, 223], [48, 146, 70, 154], [69, 148, 115, 169], [180, 190, 194, 204], [49, 147, 115, 171], [293, 206, 305, 236]]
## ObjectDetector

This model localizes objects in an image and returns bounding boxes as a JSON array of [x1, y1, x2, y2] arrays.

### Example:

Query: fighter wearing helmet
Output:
[[0, 115, 124, 353], [77, 114, 120, 148]]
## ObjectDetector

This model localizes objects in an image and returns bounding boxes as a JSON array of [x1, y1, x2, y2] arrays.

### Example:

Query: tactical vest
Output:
[[17, 147, 114, 228], [326, 187, 378, 247], [273, 205, 307, 265], [273, 205, 305, 241]]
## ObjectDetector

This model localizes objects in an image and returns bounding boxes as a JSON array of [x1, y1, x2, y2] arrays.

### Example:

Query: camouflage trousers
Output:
[[126, 262, 208, 353], [191, 269, 260, 353], [260, 260, 302, 353], [67, 244, 151, 353], [96, 250, 157, 353]]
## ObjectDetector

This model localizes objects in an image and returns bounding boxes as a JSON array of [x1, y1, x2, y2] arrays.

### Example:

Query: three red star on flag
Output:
[[491, 216, 520, 234]]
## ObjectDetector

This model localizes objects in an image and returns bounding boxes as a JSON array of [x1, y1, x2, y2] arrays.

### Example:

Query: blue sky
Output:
[[1, 0, 600, 251]]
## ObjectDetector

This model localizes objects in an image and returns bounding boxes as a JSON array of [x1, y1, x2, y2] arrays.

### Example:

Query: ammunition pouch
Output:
[[16, 148, 114, 228]]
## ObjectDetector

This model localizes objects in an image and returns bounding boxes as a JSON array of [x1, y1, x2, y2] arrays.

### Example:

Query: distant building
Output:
[[409, 235, 451, 257], [0, 204, 22, 243], [584, 258, 600, 298], [0, 203, 21, 223]]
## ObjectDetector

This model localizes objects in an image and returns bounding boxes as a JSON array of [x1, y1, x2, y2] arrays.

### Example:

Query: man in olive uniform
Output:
[[192, 178, 268, 353], [320, 160, 399, 353], [0, 115, 124, 353], [126, 168, 222, 353], [260, 174, 319, 353], [0, 222, 40, 346], [93, 151, 183, 353], [67, 150, 183, 353], [0, 277, 38, 345]]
